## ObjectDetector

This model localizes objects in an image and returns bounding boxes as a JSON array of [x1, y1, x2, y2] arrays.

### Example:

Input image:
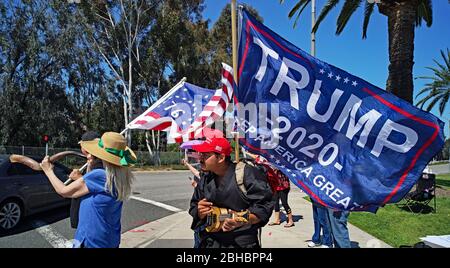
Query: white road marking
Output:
[[130, 196, 182, 212], [32, 220, 72, 248]]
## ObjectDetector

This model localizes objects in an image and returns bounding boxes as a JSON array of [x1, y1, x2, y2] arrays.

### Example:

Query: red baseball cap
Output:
[[192, 137, 232, 156]]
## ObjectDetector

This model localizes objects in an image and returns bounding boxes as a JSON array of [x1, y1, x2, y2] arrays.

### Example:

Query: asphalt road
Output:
[[429, 163, 450, 174], [0, 171, 193, 248]]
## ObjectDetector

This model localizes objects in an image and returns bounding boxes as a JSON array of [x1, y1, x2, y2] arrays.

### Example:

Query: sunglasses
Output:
[[199, 152, 218, 160]]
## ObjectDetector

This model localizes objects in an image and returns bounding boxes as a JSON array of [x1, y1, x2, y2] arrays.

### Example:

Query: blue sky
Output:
[[203, 0, 450, 138]]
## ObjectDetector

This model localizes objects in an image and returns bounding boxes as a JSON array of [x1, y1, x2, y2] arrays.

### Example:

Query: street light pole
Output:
[[311, 0, 316, 57]]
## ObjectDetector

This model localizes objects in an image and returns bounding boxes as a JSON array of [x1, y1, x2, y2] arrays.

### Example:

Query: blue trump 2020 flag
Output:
[[235, 8, 445, 212]]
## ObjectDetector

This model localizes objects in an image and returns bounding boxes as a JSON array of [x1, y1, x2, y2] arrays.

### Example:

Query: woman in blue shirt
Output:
[[40, 131, 136, 248]]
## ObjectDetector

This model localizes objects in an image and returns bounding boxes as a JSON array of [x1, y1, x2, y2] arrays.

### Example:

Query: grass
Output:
[[304, 174, 450, 248], [348, 198, 450, 247], [429, 161, 449, 166], [436, 173, 450, 189]]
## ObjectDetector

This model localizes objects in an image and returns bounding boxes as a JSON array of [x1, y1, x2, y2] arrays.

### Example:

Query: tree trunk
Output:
[[379, 1, 417, 104], [123, 94, 128, 133]]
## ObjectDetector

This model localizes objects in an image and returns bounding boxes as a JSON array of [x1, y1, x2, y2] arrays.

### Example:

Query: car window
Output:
[[7, 163, 42, 176], [54, 164, 70, 182]]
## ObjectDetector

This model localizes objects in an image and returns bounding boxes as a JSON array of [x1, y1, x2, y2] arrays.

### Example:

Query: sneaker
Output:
[[319, 245, 330, 248], [307, 241, 321, 248]]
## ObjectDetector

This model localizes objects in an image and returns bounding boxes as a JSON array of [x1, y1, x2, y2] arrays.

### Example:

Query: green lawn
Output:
[[436, 173, 450, 189], [303, 173, 450, 247], [348, 173, 450, 248]]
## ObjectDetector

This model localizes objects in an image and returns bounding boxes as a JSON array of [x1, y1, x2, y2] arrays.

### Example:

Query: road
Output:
[[429, 163, 450, 175], [0, 171, 193, 248]]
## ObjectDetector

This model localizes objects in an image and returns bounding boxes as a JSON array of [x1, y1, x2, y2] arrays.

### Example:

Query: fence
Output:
[[0, 146, 184, 168]]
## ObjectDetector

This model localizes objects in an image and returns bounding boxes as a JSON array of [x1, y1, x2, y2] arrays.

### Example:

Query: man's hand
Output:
[[40, 156, 54, 173], [197, 198, 212, 220], [222, 217, 246, 232], [69, 169, 83, 181]]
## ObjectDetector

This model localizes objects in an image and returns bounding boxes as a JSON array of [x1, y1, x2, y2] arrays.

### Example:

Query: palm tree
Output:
[[416, 49, 450, 115], [282, 0, 440, 104]]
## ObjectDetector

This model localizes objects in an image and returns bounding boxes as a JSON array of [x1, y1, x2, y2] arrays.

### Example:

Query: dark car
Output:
[[0, 156, 72, 231]]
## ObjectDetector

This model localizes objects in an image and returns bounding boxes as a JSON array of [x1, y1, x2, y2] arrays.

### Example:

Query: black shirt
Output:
[[189, 162, 275, 247]]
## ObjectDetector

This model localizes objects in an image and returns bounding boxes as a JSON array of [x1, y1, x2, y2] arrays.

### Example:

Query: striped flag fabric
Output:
[[127, 63, 234, 143]]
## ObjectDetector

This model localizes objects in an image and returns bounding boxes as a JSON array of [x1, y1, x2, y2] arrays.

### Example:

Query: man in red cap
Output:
[[189, 137, 274, 248]]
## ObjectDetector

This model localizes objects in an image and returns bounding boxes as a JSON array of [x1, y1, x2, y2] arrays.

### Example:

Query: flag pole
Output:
[[231, 0, 239, 163], [311, 0, 316, 57]]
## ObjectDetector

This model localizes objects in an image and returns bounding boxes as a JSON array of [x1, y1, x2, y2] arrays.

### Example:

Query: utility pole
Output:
[[231, 0, 240, 163], [311, 0, 316, 57]]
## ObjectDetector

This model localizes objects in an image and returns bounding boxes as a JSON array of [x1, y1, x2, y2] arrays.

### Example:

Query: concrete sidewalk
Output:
[[121, 188, 391, 248]]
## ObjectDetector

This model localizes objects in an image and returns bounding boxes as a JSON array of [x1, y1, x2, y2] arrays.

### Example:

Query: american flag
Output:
[[127, 63, 234, 143]]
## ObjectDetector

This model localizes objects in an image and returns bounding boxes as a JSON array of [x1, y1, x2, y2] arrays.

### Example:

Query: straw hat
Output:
[[80, 132, 137, 167]]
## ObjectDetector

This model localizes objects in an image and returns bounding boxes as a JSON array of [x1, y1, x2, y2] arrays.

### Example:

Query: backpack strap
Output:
[[235, 161, 247, 195], [235, 160, 263, 248]]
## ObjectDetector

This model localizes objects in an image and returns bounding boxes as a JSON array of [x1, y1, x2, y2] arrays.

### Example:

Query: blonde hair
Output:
[[103, 161, 135, 201]]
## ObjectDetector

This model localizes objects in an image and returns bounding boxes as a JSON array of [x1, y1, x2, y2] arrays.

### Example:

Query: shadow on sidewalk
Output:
[[279, 213, 303, 223]]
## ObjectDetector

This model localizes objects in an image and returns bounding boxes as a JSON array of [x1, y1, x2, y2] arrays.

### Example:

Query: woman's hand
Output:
[[40, 156, 54, 173], [69, 169, 83, 180]]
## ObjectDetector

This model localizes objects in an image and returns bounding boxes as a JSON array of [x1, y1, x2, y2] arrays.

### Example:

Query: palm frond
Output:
[[362, 1, 375, 39], [416, 93, 435, 109], [417, 75, 438, 80], [336, 0, 362, 35], [439, 93, 449, 115], [442, 48, 450, 70], [416, 48, 450, 115], [432, 59, 447, 72], [425, 92, 445, 112], [287, 0, 312, 28], [312, 0, 340, 33], [415, 86, 433, 98], [294, 1, 313, 28], [416, 0, 432, 27]]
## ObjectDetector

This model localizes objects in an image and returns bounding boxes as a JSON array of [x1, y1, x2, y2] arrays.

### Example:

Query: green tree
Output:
[[77, 0, 164, 145], [208, 4, 262, 88], [442, 138, 450, 160], [282, 0, 441, 104], [0, 0, 84, 147], [416, 49, 450, 115]]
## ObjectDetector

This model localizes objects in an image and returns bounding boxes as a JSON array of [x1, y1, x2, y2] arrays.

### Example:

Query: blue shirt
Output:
[[73, 169, 123, 248]]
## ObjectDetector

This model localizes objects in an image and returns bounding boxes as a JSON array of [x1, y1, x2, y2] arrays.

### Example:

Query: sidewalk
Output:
[[120, 188, 391, 248]]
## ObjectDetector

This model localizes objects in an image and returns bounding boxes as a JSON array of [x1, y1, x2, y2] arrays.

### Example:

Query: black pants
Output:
[[274, 188, 291, 214], [70, 198, 81, 229]]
